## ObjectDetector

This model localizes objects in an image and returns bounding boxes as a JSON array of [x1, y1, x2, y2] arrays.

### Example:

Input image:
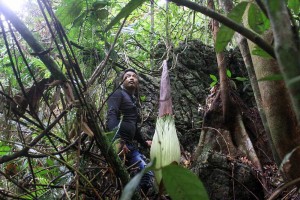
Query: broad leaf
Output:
[[0, 145, 11, 156], [288, 0, 300, 14], [215, 2, 248, 52], [210, 81, 217, 87], [92, 0, 109, 10], [94, 9, 109, 20], [252, 45, 272, 58], [162, 164, 209, 200], [46, 158, 54, 166], [120, 170, 144, 200], [210, 74, 218, 82], [56, 0, 83, 26], [234, 77, 248, 81], [226, 69, 232, 78], [72, 12, 87, 28], [105, 0, 147, 32], [105, 131, 116, 142], [120, 160, 154, 200], [248, 3, 270, 34]]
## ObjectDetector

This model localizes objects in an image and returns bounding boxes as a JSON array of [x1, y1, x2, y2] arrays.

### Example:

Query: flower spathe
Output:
[[150, 60, 181, 186]]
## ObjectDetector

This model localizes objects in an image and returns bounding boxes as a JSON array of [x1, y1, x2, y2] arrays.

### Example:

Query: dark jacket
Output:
[[106, 88, 147, 147]]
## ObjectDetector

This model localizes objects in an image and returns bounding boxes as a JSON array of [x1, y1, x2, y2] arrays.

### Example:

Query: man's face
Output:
[[123, 71, 138, 91]]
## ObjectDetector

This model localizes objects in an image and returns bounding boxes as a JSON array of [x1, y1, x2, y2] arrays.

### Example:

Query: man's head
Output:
[[121, 69, 139, 94]]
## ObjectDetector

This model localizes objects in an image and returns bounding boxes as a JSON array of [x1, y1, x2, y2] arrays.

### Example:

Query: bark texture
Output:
[[265, 0, 300, 121], [245, 15, 300, 180]]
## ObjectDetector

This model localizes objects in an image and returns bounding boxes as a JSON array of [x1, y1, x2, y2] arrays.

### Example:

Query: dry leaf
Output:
[[68, 127, 77, 140], [47, 80, 63, 87], [50, 87, 61, 111], [62, 82, 75, 105], [81, 122, 94, 137]]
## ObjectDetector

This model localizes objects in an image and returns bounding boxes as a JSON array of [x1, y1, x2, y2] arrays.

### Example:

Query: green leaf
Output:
[[19, 194, 34, 200], [210, 81, 217, 87], [288, 0, 300, 14], [37, 177, 49, 185], [162, 164, 209, 200], [92, 0, 109, 10], [105, 0, 147, 32], [248, 3, 270, 34], [215, 2, 248, 52], [120, 160, 154, 200], [56, 0, 83, 26], [94, 9, 109, 19], [46, 158, 54, 166], [252, 45, 273, 58], [234, 77, 248, 81], [120, 170, 144, 200], [105, 130, 116, 142], [209, 74, 218, 82], [72, 12, 87, 27], [35, 167, 57, 176], [30, 57, 46, 70], [0, 145, 11, 156], [140, 95, 146, 102], [258, 74, 283, 81], [226, 69, 232, 78]]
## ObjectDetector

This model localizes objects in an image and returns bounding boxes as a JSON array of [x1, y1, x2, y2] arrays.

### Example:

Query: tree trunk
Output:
[[207, 0, 230, 124], [264, 0, 300, 121], [220, 0, 278, 164], [244, 8, 300, 180]]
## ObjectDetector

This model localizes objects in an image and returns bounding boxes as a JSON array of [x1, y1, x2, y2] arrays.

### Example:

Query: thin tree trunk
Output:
[[265, 0, 300, 122], [244, 13, 300, 181], [220, 0, 279, 164], [237, 37, 279, 164], [207, 0, 230, 123], [150, 0, 154, 70], [206, 0, 262, 171], [242, 0, 300, 180]]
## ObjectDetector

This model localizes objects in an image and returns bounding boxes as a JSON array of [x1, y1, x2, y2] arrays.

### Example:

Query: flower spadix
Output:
[[150, 60, 181, 186]]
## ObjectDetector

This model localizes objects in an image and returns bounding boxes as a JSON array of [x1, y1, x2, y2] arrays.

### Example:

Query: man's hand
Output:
[[118, 143, 130, 162], [119, 144, 130, 156], [145, 140, 152, 147]]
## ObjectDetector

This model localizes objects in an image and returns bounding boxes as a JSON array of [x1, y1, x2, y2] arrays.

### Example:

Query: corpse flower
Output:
[[150, 60, 181, 186]]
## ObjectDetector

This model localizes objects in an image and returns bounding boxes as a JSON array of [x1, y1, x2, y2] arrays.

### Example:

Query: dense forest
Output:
[[1, 0, 300, 199]]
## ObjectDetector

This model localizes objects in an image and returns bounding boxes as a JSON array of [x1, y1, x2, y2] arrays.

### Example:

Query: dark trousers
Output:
[[125, 143, 154, 191]]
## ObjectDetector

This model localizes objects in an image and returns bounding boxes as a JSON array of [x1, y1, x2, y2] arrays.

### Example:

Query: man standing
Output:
[[106, 69, 153, 194]]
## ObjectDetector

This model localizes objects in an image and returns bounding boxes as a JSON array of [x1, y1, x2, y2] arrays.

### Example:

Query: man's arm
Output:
[[107, 90, 122, 131], [134, 128, 151, 148]]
